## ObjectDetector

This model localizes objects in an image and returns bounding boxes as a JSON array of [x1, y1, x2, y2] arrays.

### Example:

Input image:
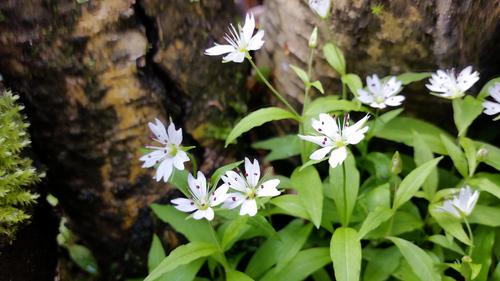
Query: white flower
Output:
[[426, 66, 479, 99], [308, 0, 331, 18], [204, 13, 264, 63], [299, 114, 369, 168], [222, 158, 280, 216], [140, 119, 189, 182], [438, 186, 479, 218], [482, 82, 500, 120], [171, 171, 228, 221], [357, 75, 405, 109]]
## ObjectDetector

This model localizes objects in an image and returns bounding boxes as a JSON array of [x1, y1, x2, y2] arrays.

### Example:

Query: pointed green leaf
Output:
[[148, 234, 166, 273], [452, 96, 483, 136], [262, 248, 331, 281], [225, 107, 300, 147], [459, 137, 477, 177], [221, 216, 248, 251], [227, 270, 254, 281], [290, 65, 310, 84], [428, 235, 465, 255], [393, 157, 442, 210], [210, 160, 244, 187], [413, 132, 438, 199], [252, 135, 301, 162], [145, 242, 217, 281], [323, 43, 346, 75], [429, 205, 471, 245], [440, 135, 468, 177], [291, 166, 323, 227], [310, 80, 325, 94], [330, 227, 361, 281], [341, 73, 362, 96], [328, 153, 359, 226], [358, 207, 394, 239], [396, 72, 432, 85], [388, 237, 441, 281]]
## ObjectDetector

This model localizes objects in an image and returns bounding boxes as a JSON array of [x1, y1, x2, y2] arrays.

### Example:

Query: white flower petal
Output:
[[383, 76, 403, 97], [367, 74, 382, 95], [204, 44, 236, 56], [489, 83, 500, 102], [188, 172, 207, 201], [239, 199, 258, 216], [311, 113, 338, 138], [357, 89, 374, 104], [192, 208, 214, 220], [171, 198, 197, 212], [483, 101, 500, 116], [222, 171, 247, 192], [244, 158, 260, 187], [328, 146, 347, 168], [155, 158, 173, 182], [242, 13, 256, 44], [457, 66, 479, 92], [308, 0, 331, 18], [210, 183, 229, 207], [148, 119, 169, 144], [343, 115, 369, 141], [167, 122, 182, 145], [247, 29, 265, 51], [223, 192, 245, 209], [222, 51, 246, 63], [310, 146, 334, 160], [385, 95, 405, 107], [298, 134, 332, 147], [256, 179, 281, 197], [140, 149, 166, 168], [172, 150, 189, 170]]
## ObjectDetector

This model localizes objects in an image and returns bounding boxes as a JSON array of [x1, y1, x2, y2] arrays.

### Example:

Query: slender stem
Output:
[[207, 222, 230, 270], [463, 216, 474, 256], [247, 55, 300, 117], [341, 82, 347, 100], [342, 162, 348, 226], [303, 48, 315, 112]]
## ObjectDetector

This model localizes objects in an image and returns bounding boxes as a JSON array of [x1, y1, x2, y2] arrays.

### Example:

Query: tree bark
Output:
[[258, 0, 500, 127], [0, 0, 248, 279]]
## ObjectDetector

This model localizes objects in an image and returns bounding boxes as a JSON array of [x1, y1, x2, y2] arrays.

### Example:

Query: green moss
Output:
[[0, 90, 42, 240]]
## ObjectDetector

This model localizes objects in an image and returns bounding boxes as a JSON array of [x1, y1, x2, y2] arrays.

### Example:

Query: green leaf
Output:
[[247, 215, 279, 239], [396, 72, 432, 85], [252, 135, 301, 162], [148, 234, 166, 273], [210, 160, 244, 187], [261, 248, 331, 281], [469, 205, 500, 227], [429, 204, 471, 245], [159, 259, 205, 281], [270, 194, 309, 219], [330, 227, 362, 281], [478, 76, 500, 99], [393, 157, 442, 210], [471, 226, 495, 281], [413, 132, 438, 199], [169, 169, 190, 197], [221, 216, 248, 251], [342, 73, 363, 96], [388, 237, 441, 281], [290, 65, 310, 84], [304, 96, 364, 117], [475, 141, 500, 170], [428, 235, 465, 255], [225, 107, 300, 147], [291, 166, 323, 228], [227, 270, 254, 281], [150, 204, 218, 245], [363, 246, 401, 281], [467, 176, 500, 199], [145, 242, 217, 281], [375, 117, 450, 154], [310, 80, 325, 94], [323, 43, 346, 75], [452, 96, 483, 136], [440, 135, 468, 177], [328, 153, 359, 226], [459, 137, 477, 177], [245, 220, 311, 279], [369, 108, 404, 138], [67, 244, 99, 275], [357, 207, 394, 239]]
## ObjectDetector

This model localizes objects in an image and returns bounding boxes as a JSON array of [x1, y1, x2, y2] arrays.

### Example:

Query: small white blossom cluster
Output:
[[426, 66, 479, 99], [438, 186, 479, 219], [140, 119, 280, 221]]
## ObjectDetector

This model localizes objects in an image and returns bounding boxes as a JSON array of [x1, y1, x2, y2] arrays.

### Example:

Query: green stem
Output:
[[247, 55, 300, 117], [208, 222, 230, 270], [342, 162, 348, 226], [299, 49, 316, 164], [463, 216, 474, 256], [341, 82, 347, 100]]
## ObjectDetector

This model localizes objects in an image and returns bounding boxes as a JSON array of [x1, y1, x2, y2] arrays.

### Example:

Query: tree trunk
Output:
[[258, 0, 500, 128], [0, 0, 248, 279]]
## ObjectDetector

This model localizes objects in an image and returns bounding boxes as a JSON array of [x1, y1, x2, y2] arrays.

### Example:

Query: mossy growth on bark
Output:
[[0, 90, 42, 240]]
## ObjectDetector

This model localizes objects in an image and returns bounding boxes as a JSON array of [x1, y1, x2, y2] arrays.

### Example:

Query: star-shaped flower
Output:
[[204, 13, 264, 63], [222, 158, 280, 216], [357, 75, 405, 109], [438, 186, 479, 218], [482, 82, 500, 120], [299, 114, 369, 168], [426, 66, 479, 99], [308, 0, 331, 18], [171, 171, 228, 221], [140, 119, 189, 182]]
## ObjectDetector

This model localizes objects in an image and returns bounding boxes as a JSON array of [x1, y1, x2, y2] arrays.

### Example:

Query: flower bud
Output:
[[462, 256, 472, 263], [391, 151, 402, 175], [308, 27, 318, 48], [476, 147, 488, 162]]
